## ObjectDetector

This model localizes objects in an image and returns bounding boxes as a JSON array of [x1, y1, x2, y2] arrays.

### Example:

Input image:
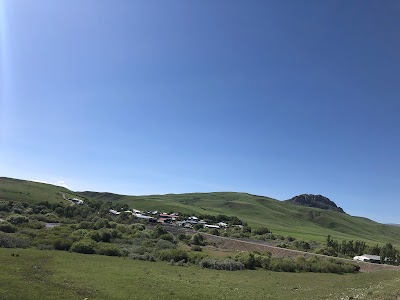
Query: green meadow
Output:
[[0, 248, 399, 300]]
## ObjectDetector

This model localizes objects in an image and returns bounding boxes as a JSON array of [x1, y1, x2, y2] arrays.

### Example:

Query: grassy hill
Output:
[[1, 248, 400, 300], [1, 177, 400, 246]]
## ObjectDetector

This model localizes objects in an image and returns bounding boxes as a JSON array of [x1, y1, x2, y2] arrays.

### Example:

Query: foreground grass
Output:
[[0, 248, 399, 300]]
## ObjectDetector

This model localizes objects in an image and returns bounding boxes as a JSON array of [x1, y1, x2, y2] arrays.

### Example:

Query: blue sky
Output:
[[1, 1, 399, 223]]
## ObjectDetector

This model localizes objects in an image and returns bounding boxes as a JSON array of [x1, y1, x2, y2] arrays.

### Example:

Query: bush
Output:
[[157, 249, 189, 262], [191, 233, 205, 246], [0, 232, 30, 248], [177, 233, 190, 241], [53, 239, 73, 251], [253, 227, 270, 235], [0, 222, 16, 233], [191, 245, 202, 251], [26, 220, 45, 229], [155, 239, 176, 250], [129, 253, 155, 262], [6, 214, 29, 225], [96, 243, 121, 256], [199, 258, 244, 271], [159, 233, 174, 242], [70, 240, 96, 254]]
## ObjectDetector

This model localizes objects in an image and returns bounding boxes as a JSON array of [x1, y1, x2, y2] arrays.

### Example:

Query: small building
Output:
[[134, 213, 156, 222], [109, 209, 121, 215], [217, 222, 228, 228], [159, 213, 177, 220], [353, 254, 381, 263], [157, 217, 172, 224], [204, 224, 220, 229], [71, 198, 84, 205]]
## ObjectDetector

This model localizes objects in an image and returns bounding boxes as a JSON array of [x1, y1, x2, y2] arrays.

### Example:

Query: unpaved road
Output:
[[60, 192, 75, 205]]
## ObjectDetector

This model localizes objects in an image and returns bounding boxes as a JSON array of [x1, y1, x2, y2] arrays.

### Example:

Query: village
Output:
[[107, 207, 234, 230], [67, 197, 397, 266]]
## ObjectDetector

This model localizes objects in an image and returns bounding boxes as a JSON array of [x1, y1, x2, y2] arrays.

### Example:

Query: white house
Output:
[[204, 224, 220, 229], [217, 222, 228, 228], [353, 254, 381, 263], [71, 198, 84, 205], [109, 209, 121, 215]]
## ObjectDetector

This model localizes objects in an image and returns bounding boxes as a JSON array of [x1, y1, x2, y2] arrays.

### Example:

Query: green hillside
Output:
[[1, 177, 400, 246]]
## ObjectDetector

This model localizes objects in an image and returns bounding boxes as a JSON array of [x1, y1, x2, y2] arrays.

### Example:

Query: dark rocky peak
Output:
[[286, 194, 345, 214]]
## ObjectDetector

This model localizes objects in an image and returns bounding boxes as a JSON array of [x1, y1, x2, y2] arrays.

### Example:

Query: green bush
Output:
[[199, 258, 244, 271], [191, 245, 202, 251], [129, 253, 155, 262], [6, 214, 29, 225], [0, 232, 30, 248], [0, 222, 16, 233], [157, 249, 189, 262], [177, 233, 190, 241], [253, 227, 270, 235], [155, 239, 176, 250], [191, 233, 205, 246], [70, 240, 96, 254], [96, 243, 121, 256], [53, 239, 73, 251], [159, 233, 174, 242]]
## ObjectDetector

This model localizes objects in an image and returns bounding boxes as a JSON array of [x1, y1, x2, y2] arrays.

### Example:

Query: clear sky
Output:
[[1, 1, 399, 223]]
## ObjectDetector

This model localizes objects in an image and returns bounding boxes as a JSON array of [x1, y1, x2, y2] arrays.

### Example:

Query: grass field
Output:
[[0, 248, 399, 300], [2, 177, 400, 246]]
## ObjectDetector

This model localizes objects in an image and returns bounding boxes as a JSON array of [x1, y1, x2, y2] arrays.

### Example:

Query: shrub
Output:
[[177, 233, 190, 241], [0, 232, 30, 248], [70, 240, 96, 254], [129, 253, 155, 262], [155, 239, 176, 250], [0, 222, 16, 233], [253, 227, 270, 235], [157, 249, 189, 262], [191, 233, 205, 246], [191, 245, 202, 251], [199, 258, 244, 271], [6, 214, 29, 225], [53, 239, 73, 251], [188, 252, 206, 264], [159, 233, 174, 242], [26, 220, 45, 229], [96, 243, 121, 256], [37, 244, 53, 250]]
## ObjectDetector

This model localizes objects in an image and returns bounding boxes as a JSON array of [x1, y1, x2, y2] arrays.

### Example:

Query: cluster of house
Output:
[[108, 208, 232, 229]]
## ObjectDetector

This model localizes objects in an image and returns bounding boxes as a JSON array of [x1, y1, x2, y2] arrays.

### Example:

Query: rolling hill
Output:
[[1, 176, 400, 246]]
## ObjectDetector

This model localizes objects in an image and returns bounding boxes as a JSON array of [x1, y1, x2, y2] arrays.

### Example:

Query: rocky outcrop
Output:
[[286, 194, 345, 214]]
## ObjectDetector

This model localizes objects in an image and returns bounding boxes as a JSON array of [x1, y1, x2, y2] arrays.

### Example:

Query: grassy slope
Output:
[[1, 248, 400, 300], [0, 177, 84, 204], [81, 191, 400, 246], [1, 177, 400, 246]]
